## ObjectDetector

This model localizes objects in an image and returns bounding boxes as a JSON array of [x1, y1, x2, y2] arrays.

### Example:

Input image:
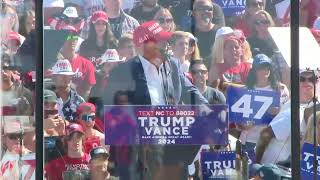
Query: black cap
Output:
[[89, 147, 109, 161]]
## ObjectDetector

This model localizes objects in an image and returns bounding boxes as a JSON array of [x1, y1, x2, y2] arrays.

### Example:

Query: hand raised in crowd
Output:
[[44, 114, 67, 136]]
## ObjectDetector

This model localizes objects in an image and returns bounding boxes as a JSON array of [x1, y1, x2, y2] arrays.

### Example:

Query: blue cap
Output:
[[253, 54, 272, 69]]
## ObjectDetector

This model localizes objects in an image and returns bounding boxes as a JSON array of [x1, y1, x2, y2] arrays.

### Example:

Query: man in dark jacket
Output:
[[104, 20, 208, 180]]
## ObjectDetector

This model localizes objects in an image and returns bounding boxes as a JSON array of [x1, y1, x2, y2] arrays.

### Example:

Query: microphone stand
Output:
[[311, 68, 319, 180]]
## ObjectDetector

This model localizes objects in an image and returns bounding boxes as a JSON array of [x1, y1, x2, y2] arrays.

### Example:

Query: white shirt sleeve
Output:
[[270, 109, 291, 141]]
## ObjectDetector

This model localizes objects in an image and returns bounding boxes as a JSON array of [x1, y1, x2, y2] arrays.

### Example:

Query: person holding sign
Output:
[[238, 54, 289, 155], [256, 70, 318, 164]]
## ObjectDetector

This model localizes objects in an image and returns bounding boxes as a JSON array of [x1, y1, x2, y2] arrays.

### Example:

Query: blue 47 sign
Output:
[[226, 86, 280, 125]]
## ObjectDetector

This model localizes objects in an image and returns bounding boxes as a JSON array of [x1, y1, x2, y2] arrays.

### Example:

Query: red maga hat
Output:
[[91, 11, 108, 24], [76, 102, 96, 116], [66, 123, 84, 136], [133, 20, 172, 47]]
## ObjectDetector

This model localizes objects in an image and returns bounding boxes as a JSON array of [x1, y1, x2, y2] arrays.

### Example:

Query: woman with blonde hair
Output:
[[208, 35, 252, 89], [247, 10, 277, 58], [185, 32, 201, 61], [153, 8, 176, 32], [170, 31, 191, 73], [303, 111, 320, 145]]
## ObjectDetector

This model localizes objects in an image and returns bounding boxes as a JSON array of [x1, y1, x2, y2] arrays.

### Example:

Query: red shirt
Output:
[[70, 54, 96, 95], [45, 154, 90, 180], [216, 62, 252, 85], [233, 15, 252, 38]]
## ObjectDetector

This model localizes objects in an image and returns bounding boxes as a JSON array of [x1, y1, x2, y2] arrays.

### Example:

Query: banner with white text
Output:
[[104, 105, 229, 145], [201, 151, 237, 180], [226, 86, 280, 125]]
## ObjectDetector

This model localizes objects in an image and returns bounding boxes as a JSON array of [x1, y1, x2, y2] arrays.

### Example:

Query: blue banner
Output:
[[104, 105, 229, 145], [301, 143, 320, 180], [215, 0, 245, 16], [226, 86, 280, 125], [201, 151, 237, 180]]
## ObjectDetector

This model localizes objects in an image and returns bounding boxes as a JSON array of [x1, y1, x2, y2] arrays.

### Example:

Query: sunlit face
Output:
[[118, 41, 136, 60], [246, 0, 264, 15], [77, 109, 96, 131], [104, 0, 121, 10], [5, 133, 23, 153], [142, 40, 164, 61], [25, 15, 35, 34], [66, 132, 84, 153], [155, 12, 174, 32], [90, 157, 109, 177], [193, 0, 213, 26], [191, 64, 208, 87], [94, 21, 107, 37], [255, 64, 271, 81], [223, 39, 242, 66], [1, 68, 13, 82], [254, 13, 271, 36], [53, 74, 72, 89], [63, 35, 79, 53], [172, 37, 189, 57], [299, 72, 317, 103]]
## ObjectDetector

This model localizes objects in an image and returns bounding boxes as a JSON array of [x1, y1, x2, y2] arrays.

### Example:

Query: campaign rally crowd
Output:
[[1, 0, 320, 179]]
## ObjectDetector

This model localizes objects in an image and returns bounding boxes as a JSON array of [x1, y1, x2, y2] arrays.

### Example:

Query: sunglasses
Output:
[[62, 17, 81, 25], [82, 114, 95, 122], [300, 76, 318, 83], [7, 133, 23, 140], [194, 5, 213, 12], [248, 1, 264, 7], [66, 35, 79, 41], [254, 20, 270, 25], [191, 69, 208, 74], [157, 18, 173, 24]]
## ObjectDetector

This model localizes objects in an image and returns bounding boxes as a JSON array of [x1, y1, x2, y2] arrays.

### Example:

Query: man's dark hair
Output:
[[189, 59, 205, 72]]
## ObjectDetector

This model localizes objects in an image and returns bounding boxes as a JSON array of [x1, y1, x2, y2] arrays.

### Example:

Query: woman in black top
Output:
[[79, 11, 118, 67]]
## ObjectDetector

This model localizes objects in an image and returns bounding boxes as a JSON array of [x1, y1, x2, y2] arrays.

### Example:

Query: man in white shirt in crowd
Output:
[[256, 70, 319, 164]]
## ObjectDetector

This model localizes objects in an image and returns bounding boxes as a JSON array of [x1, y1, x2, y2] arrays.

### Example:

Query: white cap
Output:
[[43, 0, 65, 8], [313, 17, 320, 30], [63, 6, 78, 18], [215, 27, 234, 40], [100, 49, 124, 65], [52, 59, 75, 75]]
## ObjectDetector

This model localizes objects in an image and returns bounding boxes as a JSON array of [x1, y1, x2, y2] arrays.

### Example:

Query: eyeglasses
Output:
[[157, 18, 173, 24], [7, 133, 23, 140], [254, 20, 270, 25], [82, 114, 95, 122], [300, 76, 318, 83], [194, 5, 213, 12], [248, 1, 264, 7], [191, 69, 208, 74], [66, 35, 79, 41]]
